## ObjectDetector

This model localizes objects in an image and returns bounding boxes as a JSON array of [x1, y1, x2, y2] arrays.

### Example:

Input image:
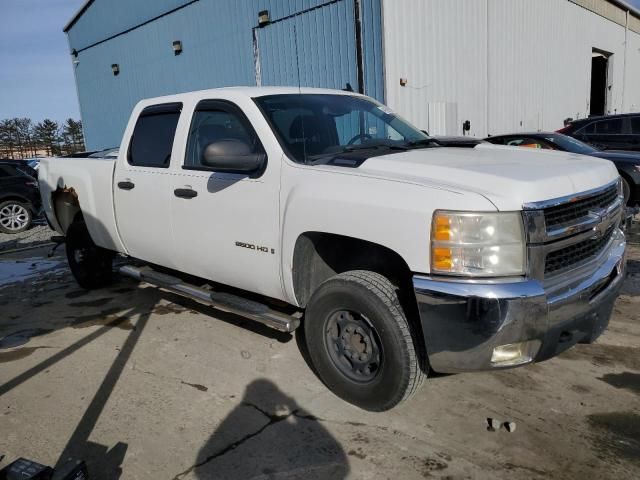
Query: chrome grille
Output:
[[544, 225, 615, 275], [543, 184, 618, 228]]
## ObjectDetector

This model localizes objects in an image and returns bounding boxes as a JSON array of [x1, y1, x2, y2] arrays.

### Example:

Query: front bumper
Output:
[[413, 229, 627, 373]]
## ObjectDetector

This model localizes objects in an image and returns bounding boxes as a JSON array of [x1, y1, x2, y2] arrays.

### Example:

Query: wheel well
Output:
[[292, 232, 415, 307], [52, 188, 81, 234], [618, 171, 635, 206], [0, 195, 30, 206]]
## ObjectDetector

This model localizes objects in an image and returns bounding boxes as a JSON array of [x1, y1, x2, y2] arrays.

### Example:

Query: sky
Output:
[[0, 0, 85, 124], [1, 0, 640, 124]]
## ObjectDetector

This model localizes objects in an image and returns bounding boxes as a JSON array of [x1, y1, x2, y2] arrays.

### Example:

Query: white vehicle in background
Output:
[[39, 87, 626, 411]]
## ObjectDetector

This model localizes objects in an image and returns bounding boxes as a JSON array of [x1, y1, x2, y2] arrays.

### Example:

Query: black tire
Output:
[[66, 221, 114, 289], [0, 200, 32, 234], [621, 177, 631, 206], [304, 270, 425, 411]]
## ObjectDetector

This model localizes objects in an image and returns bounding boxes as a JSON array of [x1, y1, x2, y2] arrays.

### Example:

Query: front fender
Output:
[[279, 162, 496, 305]]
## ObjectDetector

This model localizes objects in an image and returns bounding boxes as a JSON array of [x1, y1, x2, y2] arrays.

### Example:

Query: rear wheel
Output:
[[0, 201, 32, 234], [304, 270, 425, 411], [66, 221, 114, 289]]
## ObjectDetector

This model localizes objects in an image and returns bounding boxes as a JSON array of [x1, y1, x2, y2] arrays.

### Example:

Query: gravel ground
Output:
[[0, 221, 55, 253]]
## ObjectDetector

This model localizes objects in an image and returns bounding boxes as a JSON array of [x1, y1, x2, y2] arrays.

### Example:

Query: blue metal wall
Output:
[[67, 0, 384, 149]]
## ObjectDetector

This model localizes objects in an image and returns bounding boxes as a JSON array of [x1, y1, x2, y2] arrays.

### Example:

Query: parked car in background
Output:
[[557, 113, 640, 151], [485, 132, 640, 206], [0, 161, 41, 233]]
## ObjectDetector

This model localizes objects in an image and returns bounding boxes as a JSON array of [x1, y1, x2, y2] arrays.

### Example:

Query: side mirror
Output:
[[202, 139, 266, 174]]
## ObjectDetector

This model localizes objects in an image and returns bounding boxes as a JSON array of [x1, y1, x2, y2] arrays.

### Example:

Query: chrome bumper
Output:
[[413, 229, 627, 373]]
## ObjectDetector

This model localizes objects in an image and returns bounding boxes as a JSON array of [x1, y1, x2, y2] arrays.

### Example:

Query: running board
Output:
[[119, 265, 300, 332]]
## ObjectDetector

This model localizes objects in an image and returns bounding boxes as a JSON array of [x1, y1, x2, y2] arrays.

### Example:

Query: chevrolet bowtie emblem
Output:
[[589, 207, 608, 239]]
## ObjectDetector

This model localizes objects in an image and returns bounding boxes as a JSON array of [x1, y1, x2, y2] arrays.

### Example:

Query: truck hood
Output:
[[354, 144, 619, 211]]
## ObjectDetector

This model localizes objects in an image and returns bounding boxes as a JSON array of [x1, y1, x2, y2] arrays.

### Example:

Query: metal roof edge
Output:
[[608, 0, 640, 19], [63, 0, 95, 33]]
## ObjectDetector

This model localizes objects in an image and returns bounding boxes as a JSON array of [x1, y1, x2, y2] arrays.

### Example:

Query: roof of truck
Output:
[[136, 86, 362, 105]]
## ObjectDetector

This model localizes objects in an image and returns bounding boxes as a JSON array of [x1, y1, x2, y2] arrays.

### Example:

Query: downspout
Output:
[[485, 0, 490, 136], [622, 9, 629, 112]]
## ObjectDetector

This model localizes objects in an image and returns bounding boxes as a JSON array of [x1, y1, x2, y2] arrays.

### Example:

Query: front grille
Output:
[[544, 225, 615, 274], [544, 185, 618, 228]]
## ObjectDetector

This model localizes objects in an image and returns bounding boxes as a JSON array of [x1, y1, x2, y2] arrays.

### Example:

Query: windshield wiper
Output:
[[341, 143, 408, 153]]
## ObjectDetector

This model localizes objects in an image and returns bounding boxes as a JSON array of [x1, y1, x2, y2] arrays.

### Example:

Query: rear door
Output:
[[113, 103, 182, 268], [630, 115, 640, 151], [584, 117, 625, 150]]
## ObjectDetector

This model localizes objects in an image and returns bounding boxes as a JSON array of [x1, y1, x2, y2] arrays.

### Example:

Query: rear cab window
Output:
[[128, 103, 182, 168], [631, 116, 640, 134]]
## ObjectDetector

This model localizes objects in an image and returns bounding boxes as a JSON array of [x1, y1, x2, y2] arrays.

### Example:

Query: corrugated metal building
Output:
[[65, 0, 640, 149]]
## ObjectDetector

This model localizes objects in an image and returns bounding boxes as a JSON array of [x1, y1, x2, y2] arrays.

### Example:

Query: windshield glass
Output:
[[254, 94, 431, 163], [543, 134, 599, 154]]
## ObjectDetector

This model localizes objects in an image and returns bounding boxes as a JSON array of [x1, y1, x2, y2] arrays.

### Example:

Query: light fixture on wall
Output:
[[111, 63, 120, 76], [399, 78, 408, 87], [172, 40, 183, 55], [71, 49, 79, 66], [258, 10, 270, 27]]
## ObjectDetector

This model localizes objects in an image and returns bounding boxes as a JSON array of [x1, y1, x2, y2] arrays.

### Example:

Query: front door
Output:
[[113, 103, 182, 268], [169, 99, 283, 299]]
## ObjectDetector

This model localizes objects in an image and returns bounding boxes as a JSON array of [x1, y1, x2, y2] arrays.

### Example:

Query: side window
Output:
[[579, 122, 596, 135], [184, 101, 263, 168], [0, 166, 11, 177], [595, 118, 623, 134], [631, 116, 640, 134], [128, 103, 182, 168]]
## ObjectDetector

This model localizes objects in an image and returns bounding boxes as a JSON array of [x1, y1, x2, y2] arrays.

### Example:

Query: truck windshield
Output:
[[254, 94, 432, 163]]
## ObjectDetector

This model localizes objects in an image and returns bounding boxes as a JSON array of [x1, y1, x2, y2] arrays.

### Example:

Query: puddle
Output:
[[69, 297, 113, 308], [0, 346, 52, 363], [0, 258, 66, 286], [67, 308, 135, 330], [65, 290, 90, 299], [153, 303, 188, 315], [0, 329, 53, 349], [587, 412, 640, 465], [181, 380, 208, 392]]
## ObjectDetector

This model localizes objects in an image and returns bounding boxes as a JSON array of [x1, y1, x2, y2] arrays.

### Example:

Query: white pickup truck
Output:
[[39, 87, 627, 411]]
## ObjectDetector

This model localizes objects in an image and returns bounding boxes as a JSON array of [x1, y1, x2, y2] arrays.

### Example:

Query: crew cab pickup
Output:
[[39, 87, 627, 411]]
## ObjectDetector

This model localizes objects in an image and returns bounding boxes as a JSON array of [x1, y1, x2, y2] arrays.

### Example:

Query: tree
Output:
[[34, 119, 60, 156], [62, 118, 85, 154]]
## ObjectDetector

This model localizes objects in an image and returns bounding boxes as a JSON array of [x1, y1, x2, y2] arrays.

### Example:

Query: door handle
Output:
[[117, 181, 135, 190], [174, 188, 198, 199]]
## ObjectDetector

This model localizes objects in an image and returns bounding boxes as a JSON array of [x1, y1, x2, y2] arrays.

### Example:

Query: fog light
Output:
[[491, 340, 540, 366]]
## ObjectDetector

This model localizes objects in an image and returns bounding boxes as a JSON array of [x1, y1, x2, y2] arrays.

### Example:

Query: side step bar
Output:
[[119, 265, 301, 332]]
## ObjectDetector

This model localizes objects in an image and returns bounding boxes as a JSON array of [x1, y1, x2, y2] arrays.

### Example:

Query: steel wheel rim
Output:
[[0, 204, 29, 231], [325, 309, 382, 383]]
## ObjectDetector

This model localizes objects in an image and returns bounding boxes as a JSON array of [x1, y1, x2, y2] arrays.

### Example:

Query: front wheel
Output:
[[66, 221, 114, 289], [304, 270, 425, 411]]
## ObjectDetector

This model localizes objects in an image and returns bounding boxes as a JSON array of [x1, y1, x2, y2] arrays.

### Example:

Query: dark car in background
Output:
[[557, 112, 640, 151], [0, 161, 41, 234], [485, 132, 640, 205]]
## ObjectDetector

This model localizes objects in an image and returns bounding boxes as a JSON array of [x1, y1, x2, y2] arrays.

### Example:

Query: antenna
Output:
[[292, 24, 308, 164]]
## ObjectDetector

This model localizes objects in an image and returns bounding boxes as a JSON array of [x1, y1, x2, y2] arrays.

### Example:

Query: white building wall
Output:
[[382, 0, 640, 137]]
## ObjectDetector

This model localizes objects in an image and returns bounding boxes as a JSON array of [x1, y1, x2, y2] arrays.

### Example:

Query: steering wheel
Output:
[[347, 133, 373, 145]]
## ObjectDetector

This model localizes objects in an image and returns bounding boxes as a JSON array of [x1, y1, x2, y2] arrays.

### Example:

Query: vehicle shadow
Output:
[[181, 379, 349, 479]]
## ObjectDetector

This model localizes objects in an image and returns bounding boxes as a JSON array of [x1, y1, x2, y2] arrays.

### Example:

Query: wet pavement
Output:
[[0, 240, 638, 479]]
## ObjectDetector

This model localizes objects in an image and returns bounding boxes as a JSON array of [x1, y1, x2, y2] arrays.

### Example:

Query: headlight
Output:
[[430, 211, 526, 276]]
